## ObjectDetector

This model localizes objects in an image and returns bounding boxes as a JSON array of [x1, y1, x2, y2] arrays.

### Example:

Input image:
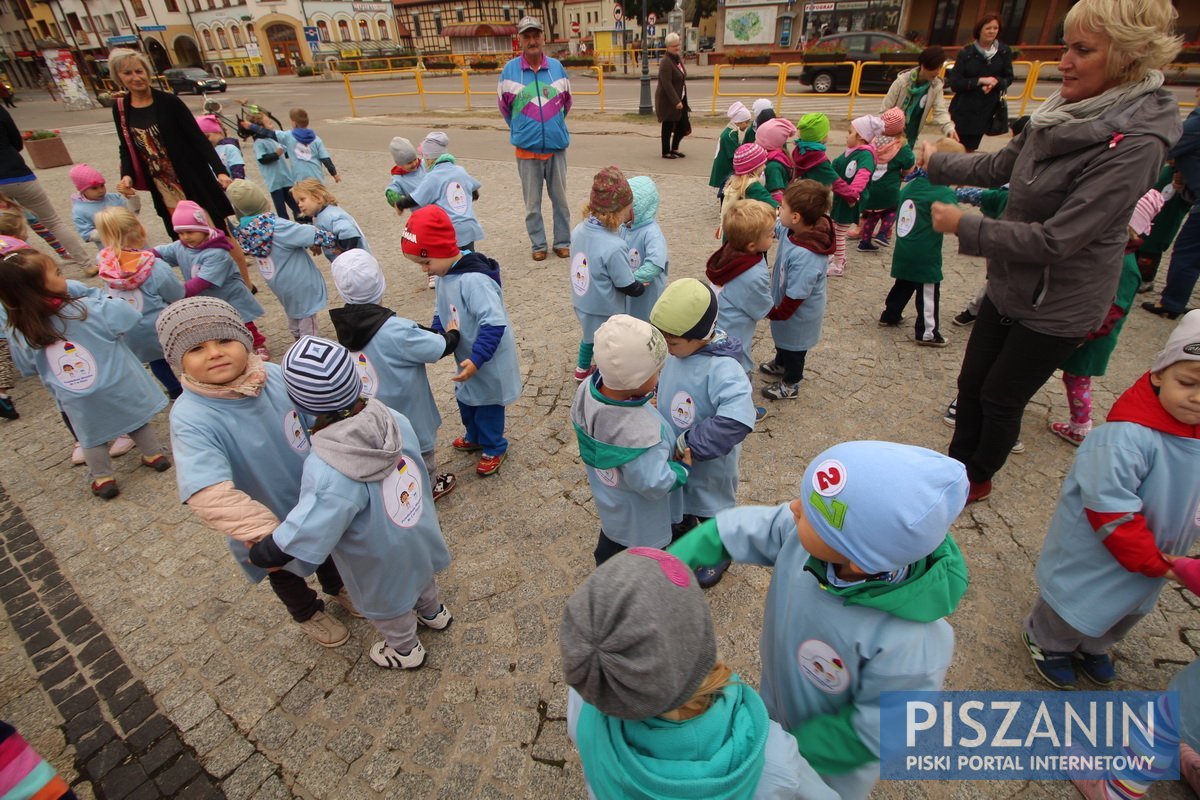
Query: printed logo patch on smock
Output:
[[255, 256, 276, 280], [896, 199, 918, 238], [670, 391, 696, 428], [352, 352, 378, 399], [844, 162, 857, 180], [383, 458, 424, 528], [594, 467, 620, 488], [797, 638, 850, 694], [283, 410, 309, 453], [293, 142, 314, 162], [629, 247, 642, 269], [446, 182, 469, 214], [47, 340, 97, 392], [108, 288, 145, 313], [570, 253, 590, 297]]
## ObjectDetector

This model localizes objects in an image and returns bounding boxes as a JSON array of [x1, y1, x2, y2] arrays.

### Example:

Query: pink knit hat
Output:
[[754, 118, 797, 153], [732, 143, 768, 175], [1129, 189, 1165, 236], [171, 200, 216, 234], [195, 115, 222, 135], [851, 115, 885, 143], [881, 108, 905, 137], [69, 163, 105, 192]]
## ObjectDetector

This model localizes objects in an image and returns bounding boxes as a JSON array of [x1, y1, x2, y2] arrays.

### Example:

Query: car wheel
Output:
[[812, 72, 835, 93], [220, 87, 227, 93]]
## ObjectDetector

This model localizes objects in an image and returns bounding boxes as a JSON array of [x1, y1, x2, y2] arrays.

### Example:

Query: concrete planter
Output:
[[25, 136, 72, 169]]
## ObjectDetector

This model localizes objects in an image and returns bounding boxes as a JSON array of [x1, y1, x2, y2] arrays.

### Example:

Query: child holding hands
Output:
[[828, 116, 882, 276], [622, 176, 669, 322]]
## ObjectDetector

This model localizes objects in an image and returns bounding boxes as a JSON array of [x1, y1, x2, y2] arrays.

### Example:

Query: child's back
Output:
[[410, 140, 483, 246], [891, 170, 956, 286], [252, 136, 294, 191], [771, 219, 831, 353], [156, 240, 262, 324], [571, 218, 634, 319], [278, 127, 335, 184]]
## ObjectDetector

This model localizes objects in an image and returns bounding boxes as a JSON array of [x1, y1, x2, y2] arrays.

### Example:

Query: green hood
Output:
[[576, 678, 769, 800], [572, 378, 662, 469], [804, 536, 968, 623]]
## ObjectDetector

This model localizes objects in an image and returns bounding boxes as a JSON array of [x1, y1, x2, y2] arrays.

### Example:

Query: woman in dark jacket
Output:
[[654, 33, 689, 159], [108, 48, 234, 236], [948, 14, 1015, 151]]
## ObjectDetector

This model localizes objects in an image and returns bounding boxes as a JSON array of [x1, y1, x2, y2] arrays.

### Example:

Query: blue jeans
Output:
[[516, 150, 570, 253], [458, 401, 507, 456], [149, 358, 182, 399], [1159, 210, 1200, 314]]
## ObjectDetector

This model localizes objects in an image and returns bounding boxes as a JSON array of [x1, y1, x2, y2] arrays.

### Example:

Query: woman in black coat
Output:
[[947, 14, 1015, 151], [654, 33, 689, 159]]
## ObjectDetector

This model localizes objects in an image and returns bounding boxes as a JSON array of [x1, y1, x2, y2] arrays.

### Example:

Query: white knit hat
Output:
[[726, 101, 751, 124], [331, 249, 386, 305], [594, 315, 667, 391]]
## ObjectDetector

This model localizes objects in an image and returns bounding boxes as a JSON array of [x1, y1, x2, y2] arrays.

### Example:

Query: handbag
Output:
[[115, 95, 151, 191], [987, 92, 1009, 136]]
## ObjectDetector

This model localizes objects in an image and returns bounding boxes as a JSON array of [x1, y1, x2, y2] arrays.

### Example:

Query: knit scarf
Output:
[[97, 247, 155, 290], [1030, 70, 1164, 130], [181, 352, 268, 399], [974, 40, 998, 61]]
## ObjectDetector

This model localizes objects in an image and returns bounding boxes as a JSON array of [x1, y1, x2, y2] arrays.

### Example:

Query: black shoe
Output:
[[0, 395, 17, 420], [952, 309, 976, 327], [1141, 301, 1183, 320], [878, 315, 903, 327], [662, 153, 677, 159], [670, 150, 686, 158]]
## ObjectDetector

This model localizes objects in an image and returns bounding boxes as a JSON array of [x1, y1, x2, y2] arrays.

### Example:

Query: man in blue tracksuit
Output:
[[497, 15, 572, 262]]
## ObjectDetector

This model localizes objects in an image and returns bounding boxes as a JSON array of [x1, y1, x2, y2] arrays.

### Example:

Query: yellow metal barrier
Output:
[[778, 61, 862, 116], [710, 62, 785, 114], [343, 68, 426, 116], [571, 65, 606, 113]]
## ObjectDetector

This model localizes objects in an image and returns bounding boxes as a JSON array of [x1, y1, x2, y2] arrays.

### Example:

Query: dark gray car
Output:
[[164, 67, 227, 95], [799, 31, 919, 94]]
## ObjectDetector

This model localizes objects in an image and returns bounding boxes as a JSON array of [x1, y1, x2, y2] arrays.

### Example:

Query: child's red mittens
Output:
[[1172, 557, 1200, 595]]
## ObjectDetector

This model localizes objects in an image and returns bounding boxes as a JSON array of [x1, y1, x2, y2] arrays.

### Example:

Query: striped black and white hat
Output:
[[282, 336, 362, 415]]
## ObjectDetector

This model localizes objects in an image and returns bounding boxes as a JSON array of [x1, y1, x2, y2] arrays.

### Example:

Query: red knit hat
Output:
[[732, 143, 768, 175], [881, 107, 905, 137], [402, 206, 459, 259]]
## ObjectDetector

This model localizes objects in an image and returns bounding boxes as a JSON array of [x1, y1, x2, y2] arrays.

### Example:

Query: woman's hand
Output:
[[676, 101, 683, 110], [931, 202, 963, 234], [117, 176, 134, 197], [216, 174, 232, 189], [978, 76, 999, 94]]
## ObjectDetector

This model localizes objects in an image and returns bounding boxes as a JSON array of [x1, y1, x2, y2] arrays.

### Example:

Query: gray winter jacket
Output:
[[928, 88, 1182, 338]]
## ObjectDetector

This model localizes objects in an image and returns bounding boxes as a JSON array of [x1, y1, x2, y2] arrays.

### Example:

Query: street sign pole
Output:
[[638, 0, 651, 114]]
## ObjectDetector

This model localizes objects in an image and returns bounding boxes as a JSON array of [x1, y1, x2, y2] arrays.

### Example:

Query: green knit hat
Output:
[[650, 278, 718, 340], [226, 179, 270, 216], [797, 112, 830, 143]]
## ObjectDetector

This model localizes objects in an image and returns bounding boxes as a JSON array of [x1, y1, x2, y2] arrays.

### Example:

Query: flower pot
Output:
[[25, 136, 72, 169]]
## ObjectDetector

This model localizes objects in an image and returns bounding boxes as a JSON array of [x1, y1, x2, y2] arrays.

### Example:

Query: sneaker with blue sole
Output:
[[1023, 632, 1077, 689], [755, 406, 768, 423], [1073, 651, 1116, 685], [695, 560, 731, 589]]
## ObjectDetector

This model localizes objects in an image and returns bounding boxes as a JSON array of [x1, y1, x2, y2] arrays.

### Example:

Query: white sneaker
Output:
[[1010, 441, 1026, 454], [369, 640, 426, 669], [416, 604, 452, 630], [71, 442, 85, 466], [109, 435, 135, 457]]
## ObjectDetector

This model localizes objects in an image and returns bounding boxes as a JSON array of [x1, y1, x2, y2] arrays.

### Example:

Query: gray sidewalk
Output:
[[0, 111, 1197, 799]]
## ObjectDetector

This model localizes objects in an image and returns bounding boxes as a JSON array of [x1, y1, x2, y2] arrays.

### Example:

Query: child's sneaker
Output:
[[856, 240, 879, 252], [476, 452, 506, 476], [758, 360, 785, 377], [71, 442, 85, 466], [967, 480, 991, 504], [872, 236, 890, 248], [952, 309, 977, 327], [432, 473, 456, 501], [878, 315, 903, 328], [1023, 632, 1077, 689], [754, 406, 768, 423], [942, 400, 957, 428], [90, 477, 119, 500], [1049, 420, 1090, 446], [826, 264, 845, 277], [451, 437, 483, 452], [109, 435, 135, 457], [0, 395, 17, 420], [574, 365, 596, 382], [332, 587, 365, 618], [1072, 651, 1116, 685], [695, 560, 731, 588], [141, 453, 172, 472], [416, 604, 452, 630], [915, 333, 949, 347], [370, 640, 426, 669], [1136, 280, 1155, 294], [297, 610, 350, 648], [762, 381, 799, 401], [1010, 440, 1026, 454]]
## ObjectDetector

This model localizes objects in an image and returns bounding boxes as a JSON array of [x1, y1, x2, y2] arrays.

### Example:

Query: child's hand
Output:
[[309, 245, 322, 256], [216, 174, 232, 189], [452, 358, 477, 383], [238, 119, 250, 130], [446, 317, 460, 332], [117, 176, 134, 196], [680, 447, 693, 467], [333, 174, 342, 183], [1167, 556, 1200, 594]]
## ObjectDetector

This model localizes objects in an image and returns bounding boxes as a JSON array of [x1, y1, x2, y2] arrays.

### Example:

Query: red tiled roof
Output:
[[441, 23, 517, 36]]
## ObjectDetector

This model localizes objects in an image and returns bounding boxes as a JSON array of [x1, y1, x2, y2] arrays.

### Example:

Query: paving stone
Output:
[[220, 753, 277, 800], [97, 763, 150, 798], [153, 753, 203, 795]]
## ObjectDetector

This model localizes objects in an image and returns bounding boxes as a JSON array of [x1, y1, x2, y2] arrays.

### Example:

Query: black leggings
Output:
[[950, 296, 1081, 483], [267, 557, 344, 622], [661, 114, 689, 156], [776, 348, 808, 384]]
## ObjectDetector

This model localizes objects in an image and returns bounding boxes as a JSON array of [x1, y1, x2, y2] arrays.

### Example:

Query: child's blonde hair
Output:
[[94, 207, 147, 250], [663, 662, 735, 720], [580, 202, 627, 231], [0, 189, 23, 212], [291, 178, 337, 207], [0, 209, 29, 239], [720, 167, 766, 220], [933, 137, 966, 155], [722, 199, 776, 251]]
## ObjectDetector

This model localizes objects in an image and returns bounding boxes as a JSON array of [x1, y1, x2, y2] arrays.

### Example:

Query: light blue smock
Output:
[[715, 257, 773, 372], [314, 205, 370, 262], [250, 219, 328, 320], [272, 130, 333, 184], [622, 220, 668, 322], [410, 161, 484, 245], [770, 222, 827, 352], [71, 193, 129, 243], [156, 241, 263, 323], [104, 259, 184, 363], [569, 219, 635, 323], [714, 503, 957, 800], [658, 344, 756, 518], [214, 142, 244, 175], [253, 137, 293, 191], [9, 281, 166, 448], [169, 362, 317, 582], [271, 409, 452, 620], [433, 268, 521, 407], [385, 164, 427, 203], [1036, 420, 1200, 637], [351, 316, 445, 456]]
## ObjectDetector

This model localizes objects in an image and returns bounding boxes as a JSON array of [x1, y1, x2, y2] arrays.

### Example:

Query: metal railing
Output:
[[571, 65, 606, 112], [710, 62, 785, 114], [343, 68, 426, 115]]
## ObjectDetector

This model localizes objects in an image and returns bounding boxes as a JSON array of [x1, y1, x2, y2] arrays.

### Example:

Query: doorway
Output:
[[266, 23, 302, 75]]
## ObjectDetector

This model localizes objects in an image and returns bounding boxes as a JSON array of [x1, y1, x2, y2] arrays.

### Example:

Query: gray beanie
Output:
[[155, 296, 253, 370], [419, 131, 450, 160], [559, 548, 716, 720], [390, 136, 418, 165]]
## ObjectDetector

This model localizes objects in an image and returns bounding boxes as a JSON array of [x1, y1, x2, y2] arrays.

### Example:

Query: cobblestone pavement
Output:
[[0, 110, 1197, 799]]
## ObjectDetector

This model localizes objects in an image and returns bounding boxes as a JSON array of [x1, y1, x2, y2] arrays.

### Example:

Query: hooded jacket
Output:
[[1036, 372, 1200, 638], [928, 88, 1182, 337], [708, 243, 773, 373], [624, 178, 669, 321]]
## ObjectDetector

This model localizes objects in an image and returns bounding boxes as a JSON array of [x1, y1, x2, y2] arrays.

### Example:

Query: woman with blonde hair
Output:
[[918, 0, 1183, 504]]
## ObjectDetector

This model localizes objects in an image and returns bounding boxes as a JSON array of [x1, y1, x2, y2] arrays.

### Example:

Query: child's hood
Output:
[[1107, 371, 1200, 438], [71, 193, 105, 205], [310, 399, 404, 482], [571, 377, 663, 469], [97, 247, 156, 291], [705, 242, 764, 287], [696, 331, 744, 361], [450, 251, 502, 286], [789, 215, 836, 255], [291, 127, 317, 145], [218, 136, 241, 148], [804, 535, 968, 623], [628, 176, 659, 228], [329, 303, 396, 352], [231, 214, 276, 258]]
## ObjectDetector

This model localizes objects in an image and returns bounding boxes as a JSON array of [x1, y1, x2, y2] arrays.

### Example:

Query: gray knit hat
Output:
[[1152, 309, 1200, 373], [282, 336, 362, 414], [155, 296, 253, 370], [559, 548, 716, 720], [390, 136, 418, 165], [418, 131, 450, 161]]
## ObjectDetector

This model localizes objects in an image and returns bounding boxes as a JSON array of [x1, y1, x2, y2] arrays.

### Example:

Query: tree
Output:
[[686, 0, 717, 28]]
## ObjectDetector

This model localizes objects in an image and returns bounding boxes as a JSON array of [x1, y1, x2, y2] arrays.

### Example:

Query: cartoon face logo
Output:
[[255, 255, 275, 280], [629, 247, 642, 269], [47, 340, 96, 392], [896, 199, 918, 239], [570, 252, 590, 297], [448, 303, 461, 330], [294, 142, 314, 162], [843, 161, 857, 180], [283, 410, 309, 453], [352, 351, 378, 399], [670, 391, 696, 429], [382, 457, 423, 527], [797, 639, 850, 694], [594, 467, 620, 488], [446, 181, 469, 214]]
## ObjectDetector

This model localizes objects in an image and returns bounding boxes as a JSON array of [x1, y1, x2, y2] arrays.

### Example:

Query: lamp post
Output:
[[637, 0, 650, 114]]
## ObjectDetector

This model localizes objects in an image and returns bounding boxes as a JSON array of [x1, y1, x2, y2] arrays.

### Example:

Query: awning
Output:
[[441, 24, 516, 37]]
